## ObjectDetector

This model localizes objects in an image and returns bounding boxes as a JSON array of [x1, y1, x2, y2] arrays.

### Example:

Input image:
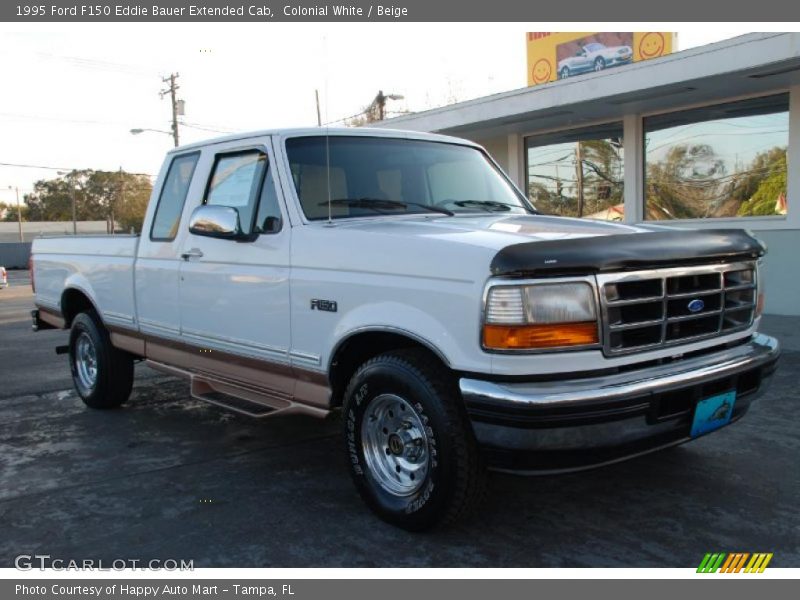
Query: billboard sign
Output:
[[527, 32, 676, 86]]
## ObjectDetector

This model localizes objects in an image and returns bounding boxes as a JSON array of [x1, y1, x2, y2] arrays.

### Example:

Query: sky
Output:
[[0, 23, 771, 205]]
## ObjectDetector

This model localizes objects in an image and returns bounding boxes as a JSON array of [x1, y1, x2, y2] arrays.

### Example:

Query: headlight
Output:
[[483, 282, 599, 350]]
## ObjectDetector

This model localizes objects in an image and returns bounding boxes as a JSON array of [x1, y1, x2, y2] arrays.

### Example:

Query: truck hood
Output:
[[330, 214, 765, 276], [333, 213, 651, 245]]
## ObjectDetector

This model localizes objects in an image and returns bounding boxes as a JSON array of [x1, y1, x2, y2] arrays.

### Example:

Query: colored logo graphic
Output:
[[687, 298, 705, 313], [531, 58, 553, 84], [697, 553, 773, 573], [639, 32, 666, 59]]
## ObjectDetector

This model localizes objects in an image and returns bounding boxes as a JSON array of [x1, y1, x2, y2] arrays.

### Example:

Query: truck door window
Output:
[[253, 164, 283, 234], [205, 150, 267, 234], [150, 152, 200, 241]]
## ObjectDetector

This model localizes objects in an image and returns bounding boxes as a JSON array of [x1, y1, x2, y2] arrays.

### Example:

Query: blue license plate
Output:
[[691, 390, 736, 437]]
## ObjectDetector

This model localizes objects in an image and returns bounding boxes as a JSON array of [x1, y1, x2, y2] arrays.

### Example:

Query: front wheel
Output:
[[594, 57, 606, 72], [343, 349, 486, 531], [69, 311, 134, 409]]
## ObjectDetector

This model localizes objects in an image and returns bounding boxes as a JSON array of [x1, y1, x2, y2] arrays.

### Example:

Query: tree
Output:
[[0, 202, 29, 222], [22, 170, 153, 232], [736, 148, 787, 217], [645, 144, 726, 219]]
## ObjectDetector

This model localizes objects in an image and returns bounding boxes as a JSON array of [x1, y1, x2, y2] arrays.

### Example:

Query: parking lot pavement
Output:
[[1, 273, 798, 567]]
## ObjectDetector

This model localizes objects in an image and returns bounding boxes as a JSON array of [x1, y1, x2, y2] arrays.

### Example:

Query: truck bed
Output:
[[33, 235, 140, 330]]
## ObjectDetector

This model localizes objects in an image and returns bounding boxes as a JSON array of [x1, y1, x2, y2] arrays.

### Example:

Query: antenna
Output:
[[323, 35, 333, 226], [326, 131, 332, 224]]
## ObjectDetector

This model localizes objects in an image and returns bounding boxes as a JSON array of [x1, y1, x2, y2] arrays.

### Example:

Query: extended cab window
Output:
[[205, 150, 282, 234], [150, 152, 199, 241]]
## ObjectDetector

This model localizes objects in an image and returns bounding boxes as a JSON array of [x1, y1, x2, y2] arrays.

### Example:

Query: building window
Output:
[[644, 94, 789, 220], [525, 123, 624, 220]]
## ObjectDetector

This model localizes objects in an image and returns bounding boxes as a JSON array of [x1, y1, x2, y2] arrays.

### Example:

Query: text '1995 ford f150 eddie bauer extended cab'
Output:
[[31, 128, 780, 530]]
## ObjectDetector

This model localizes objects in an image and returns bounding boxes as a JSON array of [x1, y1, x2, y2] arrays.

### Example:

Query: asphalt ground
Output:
[[1, 269, 798, 567]]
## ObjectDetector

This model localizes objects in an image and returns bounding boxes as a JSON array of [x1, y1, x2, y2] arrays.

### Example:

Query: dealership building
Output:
[[379, 32, 800, 316]]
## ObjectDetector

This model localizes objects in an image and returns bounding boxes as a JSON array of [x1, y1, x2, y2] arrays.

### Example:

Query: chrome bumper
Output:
[[460, 334, 780, 473]]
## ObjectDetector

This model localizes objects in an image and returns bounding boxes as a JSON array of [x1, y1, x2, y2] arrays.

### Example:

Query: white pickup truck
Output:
[[31, 128, 780, 530]]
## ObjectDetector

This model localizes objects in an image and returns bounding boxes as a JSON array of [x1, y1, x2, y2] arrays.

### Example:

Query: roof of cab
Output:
[[167, 127, 480, 154]]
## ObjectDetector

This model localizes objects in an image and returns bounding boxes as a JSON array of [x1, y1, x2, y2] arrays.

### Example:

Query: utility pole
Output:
[[14, 186, 23, 242], [575, 142, 585, 218], [315, 89, 322, 126], [371, 90, 404, 122], [161, 73, 181, 147]]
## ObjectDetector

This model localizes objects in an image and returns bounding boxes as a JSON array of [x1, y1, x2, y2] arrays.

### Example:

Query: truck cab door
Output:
[[135, 151, 201, 341], [177, 142, 293, 396]]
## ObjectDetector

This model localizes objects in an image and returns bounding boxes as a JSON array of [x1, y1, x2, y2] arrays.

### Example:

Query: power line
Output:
[[0, 161, 83, 171], [0, 161, 153, 177], [178, 121, 235, 134]]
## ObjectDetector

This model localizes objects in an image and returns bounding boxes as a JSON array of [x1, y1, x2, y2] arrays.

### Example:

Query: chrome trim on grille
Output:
[[597, 261, 757, 356]]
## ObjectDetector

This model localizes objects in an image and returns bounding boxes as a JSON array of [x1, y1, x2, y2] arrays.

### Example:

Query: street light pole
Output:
[[71, 187, 77, 234]]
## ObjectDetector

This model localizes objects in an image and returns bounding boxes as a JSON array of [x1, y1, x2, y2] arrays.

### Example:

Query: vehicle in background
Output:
[[30, 128, 780, 531], [558, 42, 633, 78]]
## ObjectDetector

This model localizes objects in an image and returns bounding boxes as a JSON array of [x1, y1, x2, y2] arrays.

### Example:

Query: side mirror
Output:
[[188, 205, 245, 240]]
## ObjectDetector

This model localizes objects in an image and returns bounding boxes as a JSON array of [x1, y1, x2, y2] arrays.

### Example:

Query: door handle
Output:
[[181, 248, 204, 260]]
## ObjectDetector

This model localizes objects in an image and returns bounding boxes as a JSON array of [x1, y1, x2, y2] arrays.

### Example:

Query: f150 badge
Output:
[[311, 299, 338, 312]]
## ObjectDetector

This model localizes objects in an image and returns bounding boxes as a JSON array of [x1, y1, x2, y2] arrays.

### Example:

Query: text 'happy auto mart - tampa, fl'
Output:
[[16, 584, 297, 597]]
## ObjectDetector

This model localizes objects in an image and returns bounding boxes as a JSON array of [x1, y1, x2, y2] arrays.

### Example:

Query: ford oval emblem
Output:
[[687, 298, 705, 313]]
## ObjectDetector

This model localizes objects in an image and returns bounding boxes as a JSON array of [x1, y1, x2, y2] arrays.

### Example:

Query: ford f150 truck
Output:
[[31, 128, 780, 530]]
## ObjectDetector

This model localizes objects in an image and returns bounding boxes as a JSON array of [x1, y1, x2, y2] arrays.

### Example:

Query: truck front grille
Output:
[[597, 262, 756, 356]]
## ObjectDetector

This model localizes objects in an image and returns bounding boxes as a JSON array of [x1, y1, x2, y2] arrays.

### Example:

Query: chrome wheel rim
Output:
[[361, 394, 430, 496], [75, 332, 98, 390]]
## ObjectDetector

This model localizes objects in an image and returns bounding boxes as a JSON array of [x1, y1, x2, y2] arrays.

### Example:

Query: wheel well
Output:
[[61, 288, 97, 327], [328, 331, 449, 407]]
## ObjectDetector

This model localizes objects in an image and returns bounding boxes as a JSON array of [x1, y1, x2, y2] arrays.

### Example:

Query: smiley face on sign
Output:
[[639, 32, 666, 59], [531, 58, 553, 84]]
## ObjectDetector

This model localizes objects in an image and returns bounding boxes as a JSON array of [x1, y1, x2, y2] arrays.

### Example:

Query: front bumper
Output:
[[460, 334, 780, 473]]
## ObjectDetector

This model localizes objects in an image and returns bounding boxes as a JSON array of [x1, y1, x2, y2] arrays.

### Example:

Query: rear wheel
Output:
[[69, 311, 133, 409], [343, 349, 486, 531]]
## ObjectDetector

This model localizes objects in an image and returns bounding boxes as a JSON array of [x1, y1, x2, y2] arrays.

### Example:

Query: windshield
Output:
[[285, 136, 534, 220]]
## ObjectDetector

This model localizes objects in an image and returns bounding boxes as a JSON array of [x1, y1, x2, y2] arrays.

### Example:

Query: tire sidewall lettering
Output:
[[346, 367, 442, 516]]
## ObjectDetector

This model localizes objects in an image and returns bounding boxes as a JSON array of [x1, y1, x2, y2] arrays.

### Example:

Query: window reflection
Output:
[[644, 94, 789, 220], [526, 123, 624, 220]]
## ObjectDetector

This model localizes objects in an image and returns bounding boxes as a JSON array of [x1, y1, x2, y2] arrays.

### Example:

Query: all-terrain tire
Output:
[[69, 311, 134, 409], [343, 349, 486, 531]]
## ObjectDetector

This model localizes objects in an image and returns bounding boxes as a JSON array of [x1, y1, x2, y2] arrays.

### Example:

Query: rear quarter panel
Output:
[[32, 236, 139, 329]]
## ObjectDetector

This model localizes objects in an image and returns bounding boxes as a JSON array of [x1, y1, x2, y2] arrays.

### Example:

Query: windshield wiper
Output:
[[452, 200, 534, 213], [320, 197, 454, 216]]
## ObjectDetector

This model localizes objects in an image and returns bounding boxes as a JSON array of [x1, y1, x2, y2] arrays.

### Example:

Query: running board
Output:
[[190, 377, 285, 418], [145, 359, 330, 420]]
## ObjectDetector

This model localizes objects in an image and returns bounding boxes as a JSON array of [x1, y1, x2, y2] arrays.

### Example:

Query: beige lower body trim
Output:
[[38, 306, 66, 329], [106, 324, 332, 414]]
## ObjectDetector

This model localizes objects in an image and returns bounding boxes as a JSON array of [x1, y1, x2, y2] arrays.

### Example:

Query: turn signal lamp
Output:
[[483, 283, 599, 350]]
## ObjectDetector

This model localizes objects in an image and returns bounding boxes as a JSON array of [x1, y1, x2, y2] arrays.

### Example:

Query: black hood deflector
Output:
[[490, 229, 765, 277]]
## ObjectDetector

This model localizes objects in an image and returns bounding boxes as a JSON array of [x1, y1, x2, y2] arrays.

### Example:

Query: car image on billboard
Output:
[[557, 32, 633, 79]]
